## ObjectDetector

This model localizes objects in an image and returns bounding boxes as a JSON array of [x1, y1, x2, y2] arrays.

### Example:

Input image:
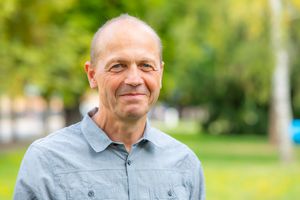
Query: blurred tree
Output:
[[1, 0, 300, 136], [158, 0, 273, 135], [289, 0, 300, 118], [268, 0, 300, 162], [0, 0, 89, 124]]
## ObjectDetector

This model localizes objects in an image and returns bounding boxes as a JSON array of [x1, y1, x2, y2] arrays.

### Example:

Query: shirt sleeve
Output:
[[13, 144, 55, 200], [190, 155, 206, 200]]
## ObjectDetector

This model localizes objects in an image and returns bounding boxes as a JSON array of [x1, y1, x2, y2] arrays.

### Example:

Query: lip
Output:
[[119, 93, 146, 101], [120, 93, 145, 96]]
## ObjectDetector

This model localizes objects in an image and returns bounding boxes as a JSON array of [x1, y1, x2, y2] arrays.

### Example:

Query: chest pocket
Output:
[[57, 170, 127, 200], [136, 170, 190, 200], [68, 183, 123, 200], [151, 185, 188, 200]]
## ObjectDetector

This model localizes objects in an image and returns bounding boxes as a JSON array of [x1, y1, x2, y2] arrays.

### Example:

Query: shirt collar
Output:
[[143, 120, 164, 148], [81, 109, 113, 153], [80, 108, 163, 152]]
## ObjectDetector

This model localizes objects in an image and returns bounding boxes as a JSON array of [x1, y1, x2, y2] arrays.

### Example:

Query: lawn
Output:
[[1, 133, 300, 200], [0, 145, 27, 200], [172, 133, 300, 200]]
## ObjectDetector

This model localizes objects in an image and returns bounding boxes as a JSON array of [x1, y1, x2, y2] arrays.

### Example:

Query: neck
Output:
[[92, 108, 147, 152]]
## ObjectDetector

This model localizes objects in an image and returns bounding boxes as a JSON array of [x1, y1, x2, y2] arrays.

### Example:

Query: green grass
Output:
[[0, 147, 26, 199], [1, 134, 300, 200], [171, 133, 300, 200]]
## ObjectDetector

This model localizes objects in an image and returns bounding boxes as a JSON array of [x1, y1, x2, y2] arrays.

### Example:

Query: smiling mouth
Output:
[[120, 93, 145, 96], [119, 93, 146, 101]]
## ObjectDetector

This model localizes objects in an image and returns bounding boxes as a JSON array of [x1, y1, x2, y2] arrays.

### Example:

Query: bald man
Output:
[[14, 14, 205, 200]]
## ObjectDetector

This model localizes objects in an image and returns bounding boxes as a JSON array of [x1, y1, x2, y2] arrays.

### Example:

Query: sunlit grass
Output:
[[171, 133, 300, 200], [204, 163, 300, 200], [0, 148, 26, 200]]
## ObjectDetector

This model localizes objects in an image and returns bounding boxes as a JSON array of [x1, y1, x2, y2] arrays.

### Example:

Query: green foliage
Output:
[[0, 0, 88, 106], [1, 0, 300, 133], [290, 9, 300, 118], [156, 0, 274, 134]]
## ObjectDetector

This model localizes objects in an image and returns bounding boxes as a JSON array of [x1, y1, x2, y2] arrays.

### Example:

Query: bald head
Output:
[[90, 14, 162, 67]]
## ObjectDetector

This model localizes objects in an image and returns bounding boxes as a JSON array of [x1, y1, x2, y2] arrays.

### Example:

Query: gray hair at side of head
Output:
[[90, 14, 163, 67]]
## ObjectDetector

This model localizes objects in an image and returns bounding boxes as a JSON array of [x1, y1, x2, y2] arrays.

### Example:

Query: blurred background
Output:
[[1, 0, 300, 199]]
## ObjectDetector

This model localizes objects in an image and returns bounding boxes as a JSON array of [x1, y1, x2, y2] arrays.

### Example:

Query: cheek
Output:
[[99, 76, 122, 98], [145, 74, 162, 95]]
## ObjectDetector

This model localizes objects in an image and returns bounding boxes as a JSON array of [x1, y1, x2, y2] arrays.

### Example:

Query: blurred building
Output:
[[0, 94, 65, 144]]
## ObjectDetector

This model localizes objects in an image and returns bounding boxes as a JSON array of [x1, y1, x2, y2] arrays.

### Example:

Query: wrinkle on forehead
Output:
[[103, 26, 159, 55]]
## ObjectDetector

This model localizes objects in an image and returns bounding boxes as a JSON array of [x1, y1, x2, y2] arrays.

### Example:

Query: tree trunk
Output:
[[268, 0, 294, 163]]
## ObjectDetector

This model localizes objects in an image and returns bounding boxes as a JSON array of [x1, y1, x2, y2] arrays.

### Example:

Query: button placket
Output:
[[125, 152, 135, 199]]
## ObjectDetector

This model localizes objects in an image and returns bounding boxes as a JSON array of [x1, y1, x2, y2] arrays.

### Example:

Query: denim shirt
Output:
[[14, 111, 205, 200]]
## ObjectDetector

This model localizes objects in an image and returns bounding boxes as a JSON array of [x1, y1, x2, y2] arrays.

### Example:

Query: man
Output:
[[14, 14, 205, 200]]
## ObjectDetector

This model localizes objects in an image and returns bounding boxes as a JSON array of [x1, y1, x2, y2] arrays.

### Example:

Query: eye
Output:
[[110, 63, 125, 72], [140, 63, 155, 72]]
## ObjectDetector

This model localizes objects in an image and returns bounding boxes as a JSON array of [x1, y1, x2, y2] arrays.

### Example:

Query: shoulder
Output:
[[150, 127, 191, 150], [29, 122, 83, 156], [13, 124, 83, 200], [150, 127, 201, 165]]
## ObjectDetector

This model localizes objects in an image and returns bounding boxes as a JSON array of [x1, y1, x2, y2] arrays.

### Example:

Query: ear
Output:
[[159, 61, 164, 89], [84, 61, 98, 89]]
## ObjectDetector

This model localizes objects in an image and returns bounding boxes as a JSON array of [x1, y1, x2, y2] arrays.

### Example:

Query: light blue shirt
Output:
[[14, 109, 205, 200]]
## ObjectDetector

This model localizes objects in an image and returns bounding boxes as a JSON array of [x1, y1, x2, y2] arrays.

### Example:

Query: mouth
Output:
[[118, 93, 146, 102], [120, 93, 145, 96]]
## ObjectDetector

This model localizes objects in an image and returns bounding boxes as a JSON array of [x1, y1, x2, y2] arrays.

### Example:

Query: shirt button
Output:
[[88, 190, 95, 197], [168, 190, 173, 196], [127, 160, 132, 165]]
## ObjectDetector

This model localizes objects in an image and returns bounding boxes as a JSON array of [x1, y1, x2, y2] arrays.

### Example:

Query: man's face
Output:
[[86, 22, 163, 121]]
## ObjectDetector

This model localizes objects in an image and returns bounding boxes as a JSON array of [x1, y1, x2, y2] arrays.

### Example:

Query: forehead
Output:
[[95, 20, 161, 61]]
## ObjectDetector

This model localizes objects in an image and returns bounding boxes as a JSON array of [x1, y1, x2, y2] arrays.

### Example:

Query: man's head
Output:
[[85, 14, 164, 121]]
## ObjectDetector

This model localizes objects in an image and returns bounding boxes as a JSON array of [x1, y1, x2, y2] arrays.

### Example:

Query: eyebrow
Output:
[[138, 57, 157, 64], [104, 58, 128, 69], [105, 56, 158, 68]]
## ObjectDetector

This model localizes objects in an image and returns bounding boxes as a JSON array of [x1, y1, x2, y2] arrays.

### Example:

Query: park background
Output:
[[0, 0, 300, 199]]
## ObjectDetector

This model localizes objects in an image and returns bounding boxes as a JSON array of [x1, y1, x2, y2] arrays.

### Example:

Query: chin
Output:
[[122, 108, 148, 120]]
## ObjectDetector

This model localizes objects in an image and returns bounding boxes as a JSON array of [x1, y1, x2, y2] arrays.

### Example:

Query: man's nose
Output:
[[124, 65, 143, 86]]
